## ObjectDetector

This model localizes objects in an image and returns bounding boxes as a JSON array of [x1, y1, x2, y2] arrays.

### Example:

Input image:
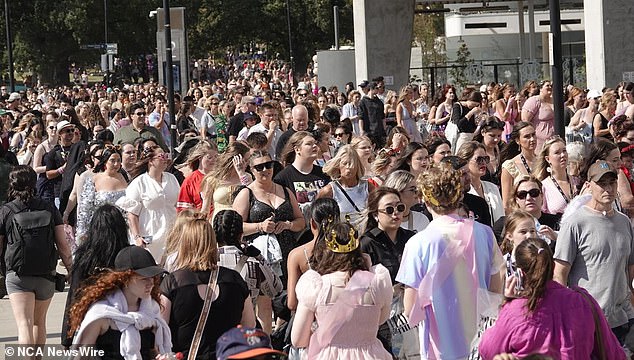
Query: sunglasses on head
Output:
[[516, 188, 541, 199], [378, 203, 406, 215], [253, 160, 275, 172]]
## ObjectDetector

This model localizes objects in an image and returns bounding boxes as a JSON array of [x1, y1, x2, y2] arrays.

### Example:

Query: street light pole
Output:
[[285, 0, 294, 72], [163, 0, 176, 157], [104, 0, 109, 87], [549, 0, 564, 138], [4, 0, 15, 92]]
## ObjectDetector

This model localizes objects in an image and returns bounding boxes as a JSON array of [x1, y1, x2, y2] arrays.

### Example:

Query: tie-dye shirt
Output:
[[396, 214, 503, 360]]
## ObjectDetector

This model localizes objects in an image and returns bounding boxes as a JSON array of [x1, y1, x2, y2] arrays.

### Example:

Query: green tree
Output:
[[449, 42, 472, 91]]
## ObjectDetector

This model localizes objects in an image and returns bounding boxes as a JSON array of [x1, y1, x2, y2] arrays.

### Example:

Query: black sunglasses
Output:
[[516, 188, 541, 199], [298, 92, 308, 97], [253, 160, 275, 172], [135, 112, 146, 116], [473, 156, 490, 164], [378, 203, 406, 215], [334, 132, 346, 137]]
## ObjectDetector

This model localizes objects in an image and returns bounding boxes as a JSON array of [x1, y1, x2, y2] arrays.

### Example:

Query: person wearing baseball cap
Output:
[[68, 245, 171, 358], [216, 326, 286, 360], [554, 159, 634, 347]]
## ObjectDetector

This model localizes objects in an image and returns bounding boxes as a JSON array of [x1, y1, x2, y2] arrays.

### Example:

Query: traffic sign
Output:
[[106, 43, 118, 55], [80, 44, 105, 50]]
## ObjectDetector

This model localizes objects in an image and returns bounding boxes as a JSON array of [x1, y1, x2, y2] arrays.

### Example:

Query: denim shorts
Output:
[[5, 272, 54, 300]]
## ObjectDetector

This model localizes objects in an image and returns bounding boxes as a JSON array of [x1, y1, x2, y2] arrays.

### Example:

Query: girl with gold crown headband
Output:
[[291, 221, 393, 360], [397, 163, 504, 360]]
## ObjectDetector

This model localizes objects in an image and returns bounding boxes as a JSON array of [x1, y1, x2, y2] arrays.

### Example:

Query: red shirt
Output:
[[177, 169, 204, 212]]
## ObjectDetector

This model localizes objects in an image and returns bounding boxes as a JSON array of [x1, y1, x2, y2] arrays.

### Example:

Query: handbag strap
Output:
[[333, 181, 361, 212], [187, 268, 219, 360], [572, 287, 607, 360]]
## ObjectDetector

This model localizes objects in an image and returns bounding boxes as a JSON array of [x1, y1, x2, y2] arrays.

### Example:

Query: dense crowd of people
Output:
[[1, 63, 634, 360]]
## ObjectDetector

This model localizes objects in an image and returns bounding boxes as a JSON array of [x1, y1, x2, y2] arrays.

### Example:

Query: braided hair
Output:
[[213, 210, 244, 248]]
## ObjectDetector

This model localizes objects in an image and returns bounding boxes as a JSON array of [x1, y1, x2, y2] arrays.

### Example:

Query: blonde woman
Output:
[[396, 86, 422, 143], [351, 135, 374, 178], [200, 141, 251, 219], [317, 145, 374, 224], [160, 215, 256, 358]]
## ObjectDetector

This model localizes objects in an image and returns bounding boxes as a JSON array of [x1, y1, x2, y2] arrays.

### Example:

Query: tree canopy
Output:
[[0, 0, 354, 85]]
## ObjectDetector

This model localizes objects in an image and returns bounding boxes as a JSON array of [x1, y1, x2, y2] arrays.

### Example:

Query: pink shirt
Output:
[[479, 281, 625, 360], [523, 95, 554, 151], [541, 177, 569, 215]]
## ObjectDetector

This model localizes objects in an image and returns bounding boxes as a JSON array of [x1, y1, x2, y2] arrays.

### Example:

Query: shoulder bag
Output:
[[187, 267, 219, 360]]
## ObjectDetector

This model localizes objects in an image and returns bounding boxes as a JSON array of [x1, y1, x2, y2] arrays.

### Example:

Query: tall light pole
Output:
[[4, 0, 15, 92], [549, 0, 564, 138], [285, 0, 294, 72], [163, 0, 176, 157], [104, 0, 109, 86]]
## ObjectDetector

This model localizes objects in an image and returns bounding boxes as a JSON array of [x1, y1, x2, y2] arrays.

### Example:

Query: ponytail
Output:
[[514, 237, 553, 311]]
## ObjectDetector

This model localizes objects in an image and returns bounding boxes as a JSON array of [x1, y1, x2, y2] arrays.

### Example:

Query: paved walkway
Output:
[[0, 265, 70, 348]]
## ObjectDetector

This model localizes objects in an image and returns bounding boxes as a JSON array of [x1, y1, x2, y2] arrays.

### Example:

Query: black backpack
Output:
[[4, 201, 58, 276]]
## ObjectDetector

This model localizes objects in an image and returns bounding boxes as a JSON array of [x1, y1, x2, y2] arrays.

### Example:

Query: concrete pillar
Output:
[[353, 0, 415, 89], [584, 0, 634, 90]]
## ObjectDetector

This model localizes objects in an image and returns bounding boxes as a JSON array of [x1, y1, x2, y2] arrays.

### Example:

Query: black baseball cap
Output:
[[114, 246, 166, 277]]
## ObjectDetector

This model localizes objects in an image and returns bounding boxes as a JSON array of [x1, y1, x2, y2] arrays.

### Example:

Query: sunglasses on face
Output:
[[472, 156, 490, 164], [135, 112, 146, 116], [61, 128, 75, 134], [211, 102, 219, 105], [378, 203, 406, 215], [334, 132, 346, 138], [298, 92, 308, 97], [516, 188, 541, 199], [253, 160, 275, 172]]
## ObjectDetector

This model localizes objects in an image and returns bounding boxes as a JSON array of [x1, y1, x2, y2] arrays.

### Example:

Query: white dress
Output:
[[116, 172, 179, 261]]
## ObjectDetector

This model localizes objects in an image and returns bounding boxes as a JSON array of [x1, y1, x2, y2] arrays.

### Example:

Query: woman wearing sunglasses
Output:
[[233, 150, 305, 332], [492, 176, 559, 246], [116, 145, 179, 262], [384, 170, 430, 233], [457, 141, 504, 223], [360, 187, 416, 355]]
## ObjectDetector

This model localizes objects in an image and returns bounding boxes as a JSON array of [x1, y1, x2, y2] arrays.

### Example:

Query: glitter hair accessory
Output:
[[422, 181, 462, 207], [324, 215, 359, 253]]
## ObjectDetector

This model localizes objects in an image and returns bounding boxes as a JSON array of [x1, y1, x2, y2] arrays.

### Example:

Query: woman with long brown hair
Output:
[[176, 141, 217, 212], [521, 80, 555, 150], [499, 122, 537, 213], [116, 145, 179, 262], [292, 221, 393, 359], [479, 238, 625, 359], [533, 136, 574, 216], [69, 246, 171, 358]]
